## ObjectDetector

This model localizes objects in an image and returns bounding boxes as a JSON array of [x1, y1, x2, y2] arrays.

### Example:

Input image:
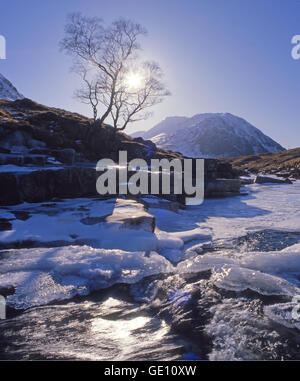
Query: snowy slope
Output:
[[0, 73, 24, 101], [132, 113, 284, 158]]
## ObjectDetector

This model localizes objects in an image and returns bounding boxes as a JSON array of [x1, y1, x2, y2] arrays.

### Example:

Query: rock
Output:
[[205, 179, 241, 197], [0, 146, 10, 154], [52, 148, 75, 165], [106, 198, 155, 232], [0, 166, 98, 205], [274, 171, 292, 179], [0, 172, 21, 205], [254, 175, 292, 185], [23, 155, 47, 166], [0, 154, 24, 165], [0, 130, 45, 153], [240, 178, 254, 185], [0, 219, 12, 231], [141, 196, 181, 213]]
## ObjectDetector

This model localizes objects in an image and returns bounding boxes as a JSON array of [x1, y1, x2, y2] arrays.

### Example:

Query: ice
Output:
[[0, 246, 174, 309], [211, 265, 299, 296], [264, 302, 300, 330], [240, 251, 300, 282], [178, 249, 300, 296]]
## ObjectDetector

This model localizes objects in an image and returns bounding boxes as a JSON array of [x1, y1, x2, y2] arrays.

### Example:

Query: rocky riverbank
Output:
[[0, 98, 242, 205]]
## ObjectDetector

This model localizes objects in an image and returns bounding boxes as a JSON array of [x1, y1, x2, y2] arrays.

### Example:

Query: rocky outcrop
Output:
[[0, 165, 242, 206], [0, 153, 47, 166], [205, 179, 241, 197], [0, 167, 97, 205], [254, 175, 292, 185]]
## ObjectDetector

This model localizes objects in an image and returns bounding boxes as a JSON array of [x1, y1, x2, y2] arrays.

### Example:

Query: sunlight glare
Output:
[[125, 72, 144, 90]]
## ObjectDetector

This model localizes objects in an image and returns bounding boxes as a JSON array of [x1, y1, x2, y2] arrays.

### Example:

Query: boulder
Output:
[[254, 175, 292, 185], [240, 178, 254, 185], [106, 198, 155, 232]]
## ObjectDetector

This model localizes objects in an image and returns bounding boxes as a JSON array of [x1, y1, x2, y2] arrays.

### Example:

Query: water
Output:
[[1, 182, 300, 360]]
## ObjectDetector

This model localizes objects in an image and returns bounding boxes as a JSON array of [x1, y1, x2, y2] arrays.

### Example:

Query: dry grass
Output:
[[224, 148, 300, 175]]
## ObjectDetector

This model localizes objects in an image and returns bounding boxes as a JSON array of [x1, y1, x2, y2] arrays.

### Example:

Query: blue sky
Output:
[[0, 0, 299, 148]]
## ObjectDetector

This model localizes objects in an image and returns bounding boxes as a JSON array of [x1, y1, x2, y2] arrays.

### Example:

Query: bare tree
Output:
[[60, 13, 170, 131], [110, 61, 170, 131], [73, 63, 100, 122]]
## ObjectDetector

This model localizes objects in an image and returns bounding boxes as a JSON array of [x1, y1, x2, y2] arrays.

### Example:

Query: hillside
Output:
[[225, 148, 300, 178], [0, 98, 183, 163], [132, 113, 284, 158]]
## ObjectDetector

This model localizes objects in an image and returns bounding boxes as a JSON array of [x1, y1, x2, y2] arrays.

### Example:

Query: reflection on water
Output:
[[0, 288, 188, 361]]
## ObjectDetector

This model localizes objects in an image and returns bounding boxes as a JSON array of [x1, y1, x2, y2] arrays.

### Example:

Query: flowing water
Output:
[[1, 182, 300, 360]]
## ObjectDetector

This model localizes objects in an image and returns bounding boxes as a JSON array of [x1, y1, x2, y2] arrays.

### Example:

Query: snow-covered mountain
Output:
[[132, 113, 285, 158], [0, 73, 24, 101]]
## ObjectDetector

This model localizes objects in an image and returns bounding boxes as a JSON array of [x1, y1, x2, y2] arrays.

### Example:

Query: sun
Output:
[[125, 72, 143, 90]]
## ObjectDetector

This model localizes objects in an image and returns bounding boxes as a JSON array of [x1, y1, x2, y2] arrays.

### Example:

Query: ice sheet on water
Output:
[[0, 246, 174, 309], [211, 265, 299, 296], [178, 250, 300, 296]]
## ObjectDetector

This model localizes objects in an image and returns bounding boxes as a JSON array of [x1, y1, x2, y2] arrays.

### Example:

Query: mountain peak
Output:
[[132, 112, 285, 158], [0, 73, 24, 101]]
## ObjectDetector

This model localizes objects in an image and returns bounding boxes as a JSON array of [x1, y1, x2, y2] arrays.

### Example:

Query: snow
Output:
[[133, 113, 284, 158], [0, 73, 24, 101]]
